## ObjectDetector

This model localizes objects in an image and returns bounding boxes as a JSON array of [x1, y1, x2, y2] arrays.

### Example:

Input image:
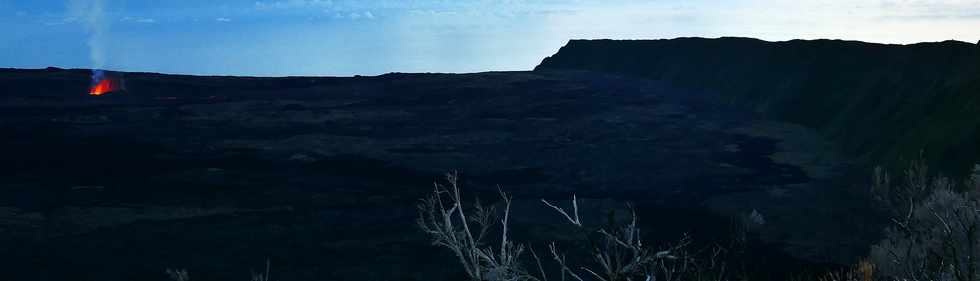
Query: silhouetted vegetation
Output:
[[416, 159, 980, 281], [869, 160, 980, 281], [417, 172, 739, 281]]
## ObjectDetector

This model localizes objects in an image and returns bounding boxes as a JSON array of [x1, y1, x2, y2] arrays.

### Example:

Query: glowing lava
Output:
[[89, 78, 121, 96]]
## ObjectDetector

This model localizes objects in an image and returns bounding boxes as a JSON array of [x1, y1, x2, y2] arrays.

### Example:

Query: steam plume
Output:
[[68, 0, 108, 83]]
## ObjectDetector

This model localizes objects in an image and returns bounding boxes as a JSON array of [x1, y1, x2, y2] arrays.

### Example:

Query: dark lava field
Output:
[[0, 68, 877, 281]]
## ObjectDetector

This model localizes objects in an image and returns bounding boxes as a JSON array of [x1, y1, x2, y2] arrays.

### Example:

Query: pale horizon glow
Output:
[[1, 0, 978, 76]]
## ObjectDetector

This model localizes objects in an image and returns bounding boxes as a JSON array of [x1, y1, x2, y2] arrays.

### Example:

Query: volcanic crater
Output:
[[0, 66, 871, 281]]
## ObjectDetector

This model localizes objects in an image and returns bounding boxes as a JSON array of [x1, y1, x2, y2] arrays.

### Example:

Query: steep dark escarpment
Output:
[[537, 37, 980, 175]]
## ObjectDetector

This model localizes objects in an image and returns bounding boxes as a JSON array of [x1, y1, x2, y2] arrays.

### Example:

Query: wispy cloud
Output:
[[121, 16, 156, 24], [43, 17, 77, 26], [254, 0, 334, 10], [347, 11, 373, 20]]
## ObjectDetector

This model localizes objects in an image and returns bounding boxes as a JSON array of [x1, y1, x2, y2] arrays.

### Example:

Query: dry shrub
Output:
[[417, 172, 731, 281], [416, 172, 539, 281], [869, 161, 980, 281], [818, 259, 875, 281]]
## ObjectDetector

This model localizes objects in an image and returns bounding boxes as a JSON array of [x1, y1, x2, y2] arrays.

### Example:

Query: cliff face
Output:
[[537, 37, 980, 175]]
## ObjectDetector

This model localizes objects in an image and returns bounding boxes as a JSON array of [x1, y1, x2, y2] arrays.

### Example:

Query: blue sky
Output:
[[2, 0, 979, 76]]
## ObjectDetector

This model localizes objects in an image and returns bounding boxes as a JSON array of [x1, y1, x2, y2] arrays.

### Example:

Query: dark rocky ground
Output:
[[0, 68, 879, 281]]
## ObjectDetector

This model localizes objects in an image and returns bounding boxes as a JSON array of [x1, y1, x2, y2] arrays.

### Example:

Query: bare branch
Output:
[[529, 246, 549, 281], [549, 242, 586, 281], [541, 194, 582, 227]]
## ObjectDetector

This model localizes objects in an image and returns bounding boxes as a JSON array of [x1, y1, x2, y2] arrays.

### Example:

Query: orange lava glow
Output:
[[89, 78, 120, 96]]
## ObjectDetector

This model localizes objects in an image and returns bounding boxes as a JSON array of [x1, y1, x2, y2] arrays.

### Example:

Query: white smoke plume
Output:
[[68, 0, 108, 78]]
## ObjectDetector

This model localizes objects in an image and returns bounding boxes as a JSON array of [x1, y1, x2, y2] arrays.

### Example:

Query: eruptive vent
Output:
[[89, 70, 123, 96]]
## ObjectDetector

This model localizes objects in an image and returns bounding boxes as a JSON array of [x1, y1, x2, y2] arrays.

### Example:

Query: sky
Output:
[[1, 0, 979, 76]]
